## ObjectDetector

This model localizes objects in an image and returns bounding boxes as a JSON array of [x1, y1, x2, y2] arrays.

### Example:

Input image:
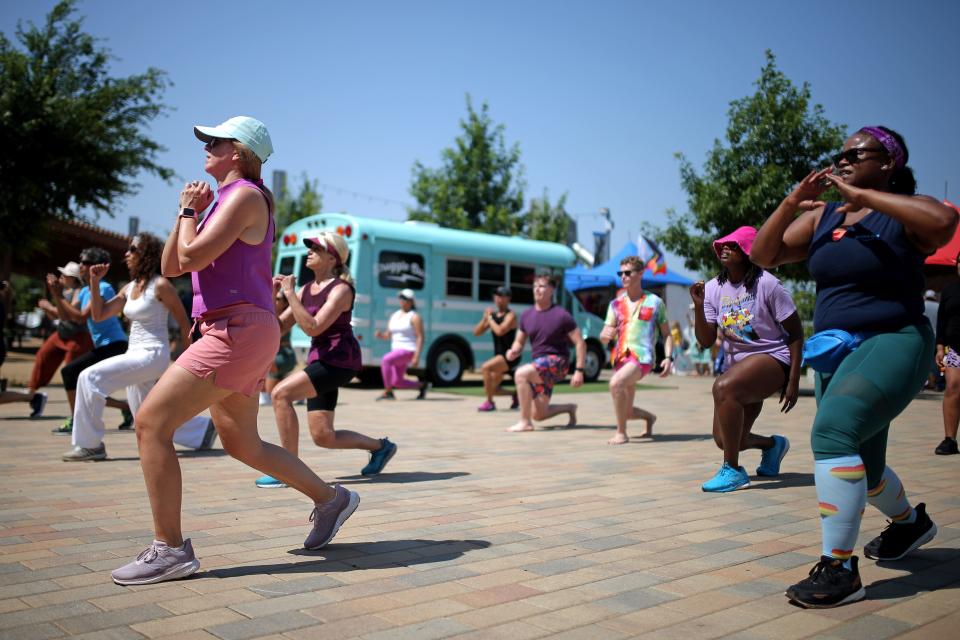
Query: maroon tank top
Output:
[[301, 279, 362, 371]]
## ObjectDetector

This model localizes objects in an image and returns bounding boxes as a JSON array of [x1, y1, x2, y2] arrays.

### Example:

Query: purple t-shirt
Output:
[[703, 270, 796, 365], [520, 304, 577, 360]]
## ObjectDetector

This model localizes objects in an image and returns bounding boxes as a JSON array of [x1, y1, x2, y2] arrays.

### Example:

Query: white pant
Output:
[[72, 345, 209, 450]]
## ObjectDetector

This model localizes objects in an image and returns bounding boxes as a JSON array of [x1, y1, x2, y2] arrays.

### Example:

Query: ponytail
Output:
[[874, 126, 916, 195]]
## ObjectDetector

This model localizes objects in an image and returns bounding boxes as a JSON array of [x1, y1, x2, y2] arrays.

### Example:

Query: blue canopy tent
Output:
[[564, 241, 694, 292]]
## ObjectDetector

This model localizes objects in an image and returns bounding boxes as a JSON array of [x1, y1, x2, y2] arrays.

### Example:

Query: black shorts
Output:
[[304, 360, 358, 412]]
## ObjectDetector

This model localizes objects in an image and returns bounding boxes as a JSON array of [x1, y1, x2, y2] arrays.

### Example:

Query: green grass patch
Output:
[[435, 381, 677, 396]]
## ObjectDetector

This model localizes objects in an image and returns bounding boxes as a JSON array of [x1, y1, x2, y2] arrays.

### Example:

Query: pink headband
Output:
[[304, 237, 343, 268], [858, 127, 905, 169]]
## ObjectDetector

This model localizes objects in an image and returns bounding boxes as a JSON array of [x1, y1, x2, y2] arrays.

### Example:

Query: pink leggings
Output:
[[381, 349, 420, 389]]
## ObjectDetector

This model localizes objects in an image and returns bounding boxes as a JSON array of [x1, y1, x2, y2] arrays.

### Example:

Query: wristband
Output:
[[575, 367, 585, 372], [178, 207, 196, 218]]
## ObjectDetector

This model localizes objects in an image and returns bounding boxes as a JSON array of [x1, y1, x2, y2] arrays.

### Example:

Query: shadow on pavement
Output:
[[750, 472, 815, 489], [201, 538, 492, 578], [864, 547, 960, 600], [335, 471, 470, 484]]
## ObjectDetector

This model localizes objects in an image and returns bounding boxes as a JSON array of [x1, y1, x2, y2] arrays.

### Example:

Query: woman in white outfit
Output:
[[374, 288, 428, 400], [62, 233, 216, 461]]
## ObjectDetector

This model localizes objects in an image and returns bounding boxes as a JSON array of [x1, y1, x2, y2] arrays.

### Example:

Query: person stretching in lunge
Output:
[[753, 125, 952, 608], [256, 232, 397, 489], [112, 116, 358, 586], [474, 286, 521, 411], [691, 226, 802, 492], [600, 255, 673, 444], [505, 272, 586, 432]]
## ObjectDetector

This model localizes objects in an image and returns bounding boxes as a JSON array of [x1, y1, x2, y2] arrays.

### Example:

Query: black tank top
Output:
[[491, 310, 517, 358], [808, 202, 926, 333]]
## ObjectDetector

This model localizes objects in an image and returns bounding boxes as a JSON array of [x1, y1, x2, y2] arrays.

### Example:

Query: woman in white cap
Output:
[[374, 289, 428, 400], [0, 262, 90, 416], [112, 116, 358, 586]]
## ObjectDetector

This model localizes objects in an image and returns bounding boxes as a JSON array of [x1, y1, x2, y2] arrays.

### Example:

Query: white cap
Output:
[[194, 116, 273, 163], [398, 288, 416, 301], [57, 261, 82, 279], [925, 289, 937, 300]]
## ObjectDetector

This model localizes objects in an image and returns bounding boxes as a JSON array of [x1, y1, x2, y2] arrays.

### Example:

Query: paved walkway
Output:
[[1, 375, 958, 639]]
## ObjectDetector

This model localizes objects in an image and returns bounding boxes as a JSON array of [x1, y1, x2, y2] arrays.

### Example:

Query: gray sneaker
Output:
[[304, 485, 360, 550], [62, 444, 106, 461], [112, 539, 200, 585]]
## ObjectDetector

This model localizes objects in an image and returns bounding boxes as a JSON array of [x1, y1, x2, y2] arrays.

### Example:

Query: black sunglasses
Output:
[[79, 260, 95, 265], [616, 269, 637, 277], [831, 146, 887, 166], [126, 245, 139, 254]]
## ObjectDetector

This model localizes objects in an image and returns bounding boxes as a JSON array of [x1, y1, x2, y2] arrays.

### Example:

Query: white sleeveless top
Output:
[[388, 309, 418, 352], [123, 277, 169, 351]]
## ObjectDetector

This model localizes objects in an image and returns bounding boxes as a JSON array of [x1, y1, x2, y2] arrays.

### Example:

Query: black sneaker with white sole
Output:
[[785, 555, 865, 609], [863, 502, 937, 561]]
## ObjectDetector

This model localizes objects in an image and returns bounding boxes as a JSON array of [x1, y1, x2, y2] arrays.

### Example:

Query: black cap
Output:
[[494, 286, 512, 297]]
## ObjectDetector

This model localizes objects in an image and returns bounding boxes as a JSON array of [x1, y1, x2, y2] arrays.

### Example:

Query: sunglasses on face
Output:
[[126, 245, 139, 254], [79, 260, 95, 265], [831, 146, 886, 166], [616, 270, 637, 277], [204, 138, 231, 151]]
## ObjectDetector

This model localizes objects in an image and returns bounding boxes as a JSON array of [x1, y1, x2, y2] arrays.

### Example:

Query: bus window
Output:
[[278, 256, 295, 276], [298, 258, 313, 287], [510, 265, 534, 304], [447, 259, 473, 298], [377, 251, 426, 289], [478, 262, 506, 301]]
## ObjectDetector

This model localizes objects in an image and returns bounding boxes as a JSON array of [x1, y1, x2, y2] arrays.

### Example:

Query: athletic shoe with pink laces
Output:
[[477, 400, 496, 412], [111, 539, 200, 585], [304, 485, 360, 550]]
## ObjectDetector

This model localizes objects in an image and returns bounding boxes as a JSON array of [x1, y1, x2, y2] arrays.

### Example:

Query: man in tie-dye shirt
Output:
[[600, 256, 673, 444]]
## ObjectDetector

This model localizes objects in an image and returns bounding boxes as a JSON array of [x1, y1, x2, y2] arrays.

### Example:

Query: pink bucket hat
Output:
[[713, 226, 757, 258]]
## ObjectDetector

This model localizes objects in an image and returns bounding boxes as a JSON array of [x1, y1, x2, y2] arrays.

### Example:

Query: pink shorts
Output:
[[175, 304, 280, 396], [614, 355, 652, 376]]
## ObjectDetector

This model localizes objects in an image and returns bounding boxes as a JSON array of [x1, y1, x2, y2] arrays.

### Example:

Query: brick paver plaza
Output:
[[1, 375, 958, 639]]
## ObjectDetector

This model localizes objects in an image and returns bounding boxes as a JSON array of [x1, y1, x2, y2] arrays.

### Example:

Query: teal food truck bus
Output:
[[275, 214, 606, 385]]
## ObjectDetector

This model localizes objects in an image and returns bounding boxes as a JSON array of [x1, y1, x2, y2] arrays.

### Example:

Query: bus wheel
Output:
[[583, 341, 605, 382], [428, 342, 465, 386]]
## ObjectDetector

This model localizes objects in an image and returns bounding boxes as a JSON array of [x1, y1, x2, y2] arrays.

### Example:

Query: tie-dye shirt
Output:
[[604, 292, 666, 366]]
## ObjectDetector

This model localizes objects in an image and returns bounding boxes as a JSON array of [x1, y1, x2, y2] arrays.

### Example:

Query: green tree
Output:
[[0, 0, 172, 259], [653, 51, 846, 280], [408, 96, 525, 234], [525, 189, 572, 243], [273, 172, 323, 261], [275, 173, 323, 232]]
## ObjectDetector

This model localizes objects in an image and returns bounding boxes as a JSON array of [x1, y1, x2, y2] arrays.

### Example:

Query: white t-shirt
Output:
[[388, 309, 418, 352]]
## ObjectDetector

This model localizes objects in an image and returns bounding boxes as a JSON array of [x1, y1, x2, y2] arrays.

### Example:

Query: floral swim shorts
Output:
[[530, 354, 568, 398]]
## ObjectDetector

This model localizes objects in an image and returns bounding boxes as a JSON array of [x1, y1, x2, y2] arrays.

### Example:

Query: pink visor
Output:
[[713, 226, 757, 258]]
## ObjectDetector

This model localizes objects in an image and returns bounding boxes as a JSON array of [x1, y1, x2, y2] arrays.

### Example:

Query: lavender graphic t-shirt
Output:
[[703, 270, 796, 365]]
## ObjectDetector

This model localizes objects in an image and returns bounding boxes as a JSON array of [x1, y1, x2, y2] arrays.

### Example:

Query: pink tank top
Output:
[[191, 178, 275, 318]]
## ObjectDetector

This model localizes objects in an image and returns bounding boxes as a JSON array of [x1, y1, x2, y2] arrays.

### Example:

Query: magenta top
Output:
[[191, 178, 275, 318], [302, 279, 362, 371]]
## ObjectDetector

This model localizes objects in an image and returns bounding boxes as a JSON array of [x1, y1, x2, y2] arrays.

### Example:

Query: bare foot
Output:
[[635, 410, 656, 438], [566, 408, 577, 427], [506, 422, 535, 432], [607, 432, 629, 445]]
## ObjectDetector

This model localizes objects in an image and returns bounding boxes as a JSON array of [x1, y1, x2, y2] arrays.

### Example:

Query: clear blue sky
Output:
[[3, 0, 959, 278]]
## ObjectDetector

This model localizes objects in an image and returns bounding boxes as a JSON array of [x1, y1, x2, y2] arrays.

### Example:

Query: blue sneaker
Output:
[[701, 462, 750, 493], [255, 475, 288, 489], [361, 438, 397, 476], [756, 435, 790, 477]]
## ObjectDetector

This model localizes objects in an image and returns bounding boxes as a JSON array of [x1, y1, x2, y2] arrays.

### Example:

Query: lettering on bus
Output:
[[377, 251, 425, 289]]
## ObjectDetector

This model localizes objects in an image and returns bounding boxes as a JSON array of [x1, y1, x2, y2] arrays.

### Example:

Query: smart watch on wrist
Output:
[[178, 207, 196, 218]]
